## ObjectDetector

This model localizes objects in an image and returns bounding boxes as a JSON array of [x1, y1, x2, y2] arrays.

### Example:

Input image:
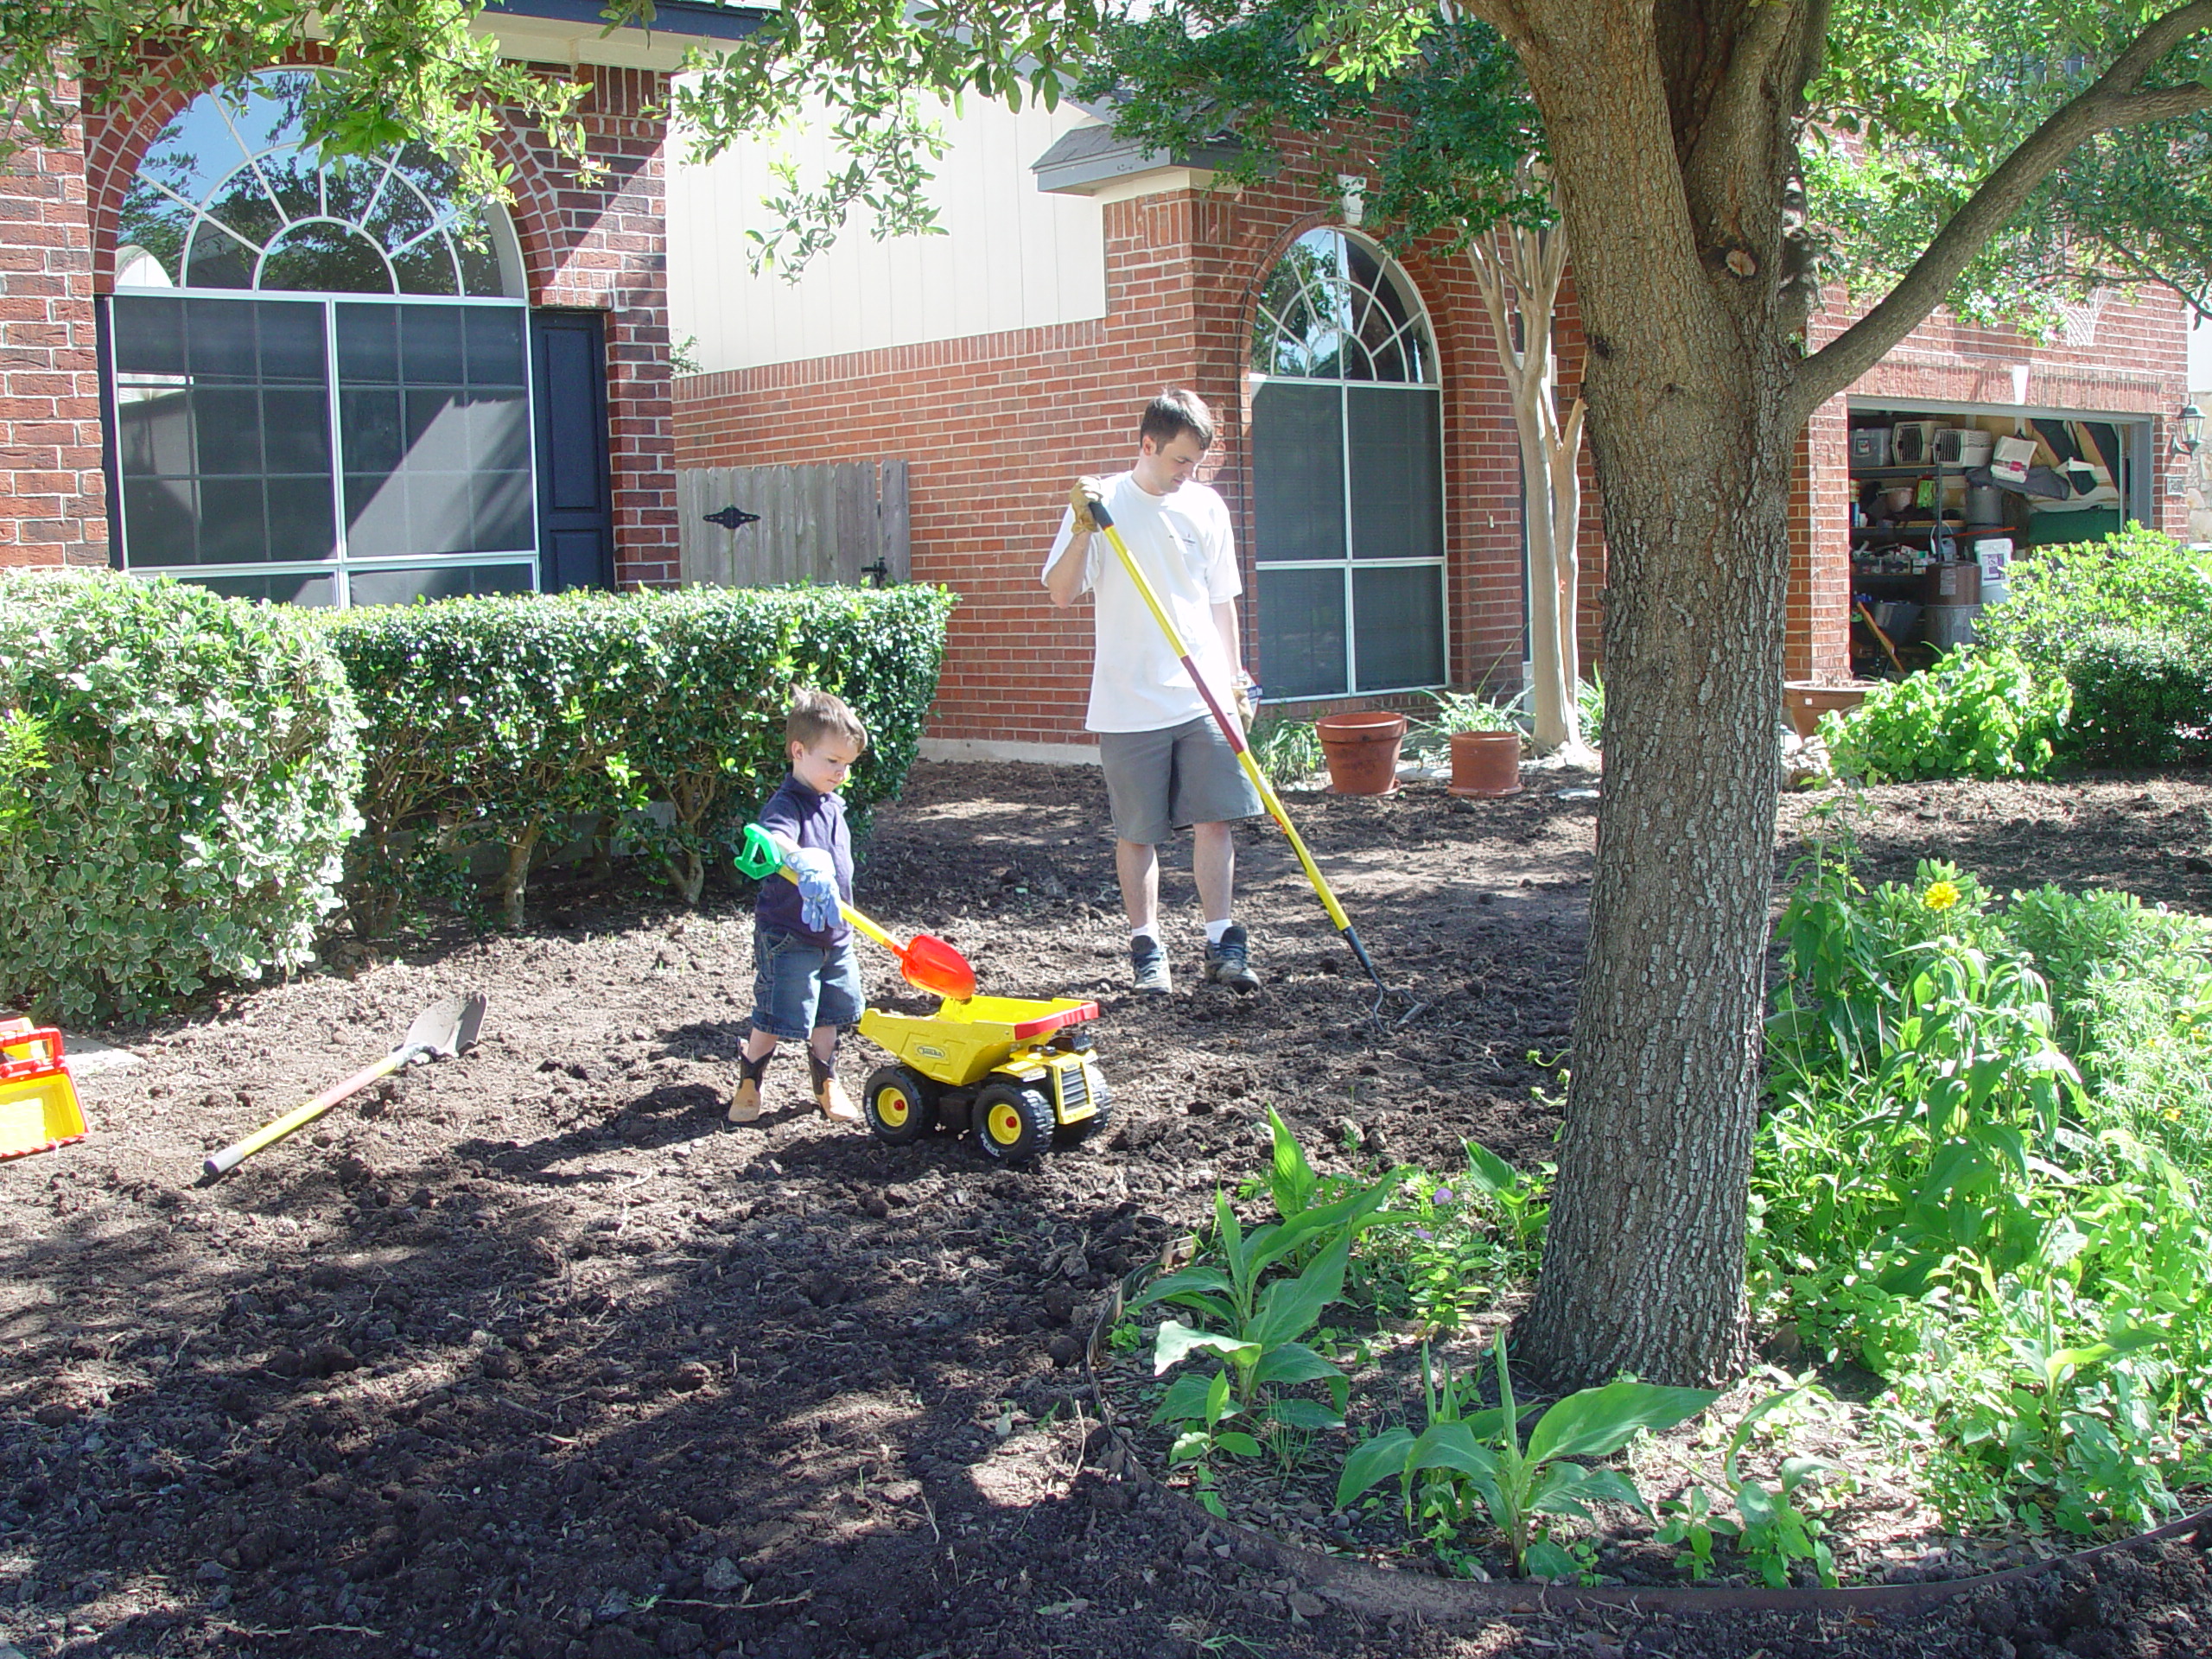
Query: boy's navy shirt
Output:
[[755, 772, 854, 948]]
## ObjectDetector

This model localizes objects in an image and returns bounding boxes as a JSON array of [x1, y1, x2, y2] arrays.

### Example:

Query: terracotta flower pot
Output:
[[1447, 730, 1524, 798], [1314, 711, 1408, 796], [1783, 681, 1871, 740]]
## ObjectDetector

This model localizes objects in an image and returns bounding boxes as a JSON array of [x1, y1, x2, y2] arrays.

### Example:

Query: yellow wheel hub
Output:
[[987, 1102, 1024, 1144], [876, 1090, 909, 1128]]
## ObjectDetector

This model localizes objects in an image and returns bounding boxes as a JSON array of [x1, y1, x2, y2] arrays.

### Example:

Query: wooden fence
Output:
[[677, 460, 912, 589]]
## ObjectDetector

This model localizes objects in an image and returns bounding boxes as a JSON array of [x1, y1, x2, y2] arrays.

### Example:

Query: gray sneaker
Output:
[[1130, 936, 1171, 995], [1204, 925, 1261, 994]]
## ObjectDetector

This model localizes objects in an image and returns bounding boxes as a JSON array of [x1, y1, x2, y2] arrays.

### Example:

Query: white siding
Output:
[[669, 99, 1107, 372]]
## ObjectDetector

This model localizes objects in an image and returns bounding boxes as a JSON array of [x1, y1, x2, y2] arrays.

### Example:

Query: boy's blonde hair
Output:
[[786, 687, 868, 753]]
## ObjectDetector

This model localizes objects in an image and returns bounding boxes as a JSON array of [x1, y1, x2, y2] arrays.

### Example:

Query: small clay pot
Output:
[[1447, 730, 1524, 798], [1783, 681, 1871, 739], [1314, 711, 1408, 796]]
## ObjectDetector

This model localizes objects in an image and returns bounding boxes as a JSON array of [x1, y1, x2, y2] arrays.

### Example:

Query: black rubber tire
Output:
[[862, 1065, 935, 1145], [1054, 1076, 1113, 1146], [974, 1078, 1054, 1164]]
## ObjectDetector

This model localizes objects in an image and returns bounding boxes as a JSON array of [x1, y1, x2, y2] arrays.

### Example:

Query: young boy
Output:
[[729, 689, 868, 1126]]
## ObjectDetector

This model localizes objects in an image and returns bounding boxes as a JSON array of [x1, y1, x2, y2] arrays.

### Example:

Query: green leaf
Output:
[[1462, 1137, 1521, 1194], [1523, 1381, 1719, 1465], [1250, 1230, 1352, 1347], [1212, 1430, 1263, 1458], [1153, 1320, 1259, 1376], [1335, 1426, 1416, 1508], [1266, 1396, 1345, 1431], [1530, 1462, 1649, 1520], [1149, 1370, 1225, 1428]]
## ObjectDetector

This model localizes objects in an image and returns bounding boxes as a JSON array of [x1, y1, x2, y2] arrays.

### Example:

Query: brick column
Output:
[[1786, 396, 1851, 681], [0, 93, 106, 569]]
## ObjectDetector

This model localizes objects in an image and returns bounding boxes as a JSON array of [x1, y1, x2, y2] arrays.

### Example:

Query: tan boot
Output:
[[727, 1075, 762, 1124], [815, 1074, 861, 1124]]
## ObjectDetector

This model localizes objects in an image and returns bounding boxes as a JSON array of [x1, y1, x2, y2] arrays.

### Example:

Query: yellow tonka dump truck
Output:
[[857, 995, 1111, 1164]]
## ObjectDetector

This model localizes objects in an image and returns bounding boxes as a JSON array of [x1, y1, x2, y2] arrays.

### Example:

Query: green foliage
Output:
[[1976, 528, 2212, 669], [0, 709, 47, 830], [1576, 672, 1605, 752], [0, 572, 363, 1023], [1247, 713, 1322, 785], [1136, 1173, 1402, 1458], [2055, 630, 2212, 768], [1821, 647, 2069, 783], [1656, 1389, 1847, 1587], [1337, 1332, 1715, 1579], [326, 583, 953, 931], [1755, 835, 2212, 1536]]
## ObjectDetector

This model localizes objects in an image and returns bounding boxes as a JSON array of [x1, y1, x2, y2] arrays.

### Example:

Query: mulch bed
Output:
[[3, 760, 2210, 1658]]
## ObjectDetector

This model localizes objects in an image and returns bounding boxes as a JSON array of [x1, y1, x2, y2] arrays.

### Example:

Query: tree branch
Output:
[[1791, 0, 2212, 421]]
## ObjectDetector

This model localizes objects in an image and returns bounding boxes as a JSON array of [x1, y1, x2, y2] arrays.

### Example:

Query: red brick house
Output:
[[671, 119, 2195, 760], [0, 0, 764, 602]]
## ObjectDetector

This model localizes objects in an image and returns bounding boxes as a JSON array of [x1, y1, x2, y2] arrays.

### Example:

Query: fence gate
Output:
[[678, 460, 912, 588]]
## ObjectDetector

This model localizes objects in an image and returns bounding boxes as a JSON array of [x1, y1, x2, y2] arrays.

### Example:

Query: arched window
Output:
[[105, 72, 546, 607], [1249, 229, 1446, 698]]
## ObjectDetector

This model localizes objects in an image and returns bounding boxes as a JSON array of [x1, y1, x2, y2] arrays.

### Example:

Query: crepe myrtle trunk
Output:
[[1504, 0, 1808, 1387]]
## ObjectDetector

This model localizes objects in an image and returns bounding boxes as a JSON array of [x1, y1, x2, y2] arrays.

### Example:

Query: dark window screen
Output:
[[339, 304, 531, 559], [1354, 566, 1445, 690], [1253, 381, 1344, 565], [1348, 387, 1442, 560], [1256, 567, 1348, 699], [111, 295, 334, 567]]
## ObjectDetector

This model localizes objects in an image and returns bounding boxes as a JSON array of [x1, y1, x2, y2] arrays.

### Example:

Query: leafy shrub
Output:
[[0, 571, 363, 1022], [327, 583, 954, 929], [1977, 526, 2212, 667], [2056, 629, 2212, 767], [0, 709, 46, 830], [1248, 712, 1321, 783], [1821, 646, 2069, 782]]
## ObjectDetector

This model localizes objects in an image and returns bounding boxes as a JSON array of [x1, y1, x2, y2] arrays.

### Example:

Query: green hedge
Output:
[[325, 583, 954, 928], [0, 571, 364, 1022], [1821, 646, 2069, 784], [2059, 628, 2212, 768], [1977, 526, 2212, 666]]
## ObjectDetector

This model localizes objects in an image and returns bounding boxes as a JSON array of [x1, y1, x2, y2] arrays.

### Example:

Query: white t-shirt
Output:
[[1043, 471, 1242, 734]]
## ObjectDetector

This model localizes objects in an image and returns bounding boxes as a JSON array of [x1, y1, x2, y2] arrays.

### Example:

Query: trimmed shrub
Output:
[[1977, 526, 2212, 667], [1821, 645, 2069, 783], [2057, 628, 2212, 768], [0, 571, 364, 1023], [325, 582, 954, 927]]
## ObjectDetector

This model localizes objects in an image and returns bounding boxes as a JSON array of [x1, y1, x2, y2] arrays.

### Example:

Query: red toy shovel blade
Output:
[[898, 932, 976, 1001]]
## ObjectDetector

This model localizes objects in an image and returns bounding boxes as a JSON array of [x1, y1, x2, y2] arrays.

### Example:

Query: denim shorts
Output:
[[748, 925, 867, 1040]]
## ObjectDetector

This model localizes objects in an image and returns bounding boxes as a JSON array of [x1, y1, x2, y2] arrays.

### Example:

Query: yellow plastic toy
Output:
[[0, 1018, 86, 1161], [857, 995, 1111, 1165]]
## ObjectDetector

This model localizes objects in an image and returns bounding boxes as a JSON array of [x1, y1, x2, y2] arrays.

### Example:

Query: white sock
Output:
[[1205, 918, 1233, 946], [1131, 925, 1160, 947]]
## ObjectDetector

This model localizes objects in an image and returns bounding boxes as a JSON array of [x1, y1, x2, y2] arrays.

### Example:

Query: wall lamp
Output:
[[2177, 402, 2206, 458]]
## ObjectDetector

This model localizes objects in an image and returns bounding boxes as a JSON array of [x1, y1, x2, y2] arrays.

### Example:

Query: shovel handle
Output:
[[203, 1052, 402, 1177]]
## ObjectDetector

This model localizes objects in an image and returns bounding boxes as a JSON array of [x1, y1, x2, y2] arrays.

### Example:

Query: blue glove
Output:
[[787, 847, 841, 932]]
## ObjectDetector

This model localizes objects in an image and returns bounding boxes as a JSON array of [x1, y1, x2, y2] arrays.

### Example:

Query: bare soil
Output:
[[4, 760, 2211, 1659]]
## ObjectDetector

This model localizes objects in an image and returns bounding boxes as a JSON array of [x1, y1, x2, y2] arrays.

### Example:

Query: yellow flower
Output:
[[1923, 880, 1961, 912]]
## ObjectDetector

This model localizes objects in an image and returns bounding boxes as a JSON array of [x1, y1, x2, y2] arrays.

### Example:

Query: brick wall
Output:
[[81, 55, 679, 588], [0, 89, 105, 570], [675, 146, 1587, 752]]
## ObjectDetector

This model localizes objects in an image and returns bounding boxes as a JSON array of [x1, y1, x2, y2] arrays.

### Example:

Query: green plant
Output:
[[1821, 646, 2069, 783], [1336, 1332, 1716, 1579], [1576, 671, 1605, 750], [1158, 1368, 1259, 1517], [326, 583, 954, 930], [0, 708, 47, 830], [1975, 527, 2212, 670], [1247, 712, 1321, 784], [1426, 689, 1527, 735], [1137, 1176, 1401, 1438], [2056, 628, 2212, 767], [0, 571, 363, 1022]]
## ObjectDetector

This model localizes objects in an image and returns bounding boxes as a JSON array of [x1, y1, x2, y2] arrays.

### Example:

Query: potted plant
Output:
[[1313, 709, 1410, 795], [1427, 690, 1527, 798]]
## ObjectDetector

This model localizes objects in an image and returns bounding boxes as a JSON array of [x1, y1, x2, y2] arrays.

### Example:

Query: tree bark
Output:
[[1506, 0, 1805, 1386]]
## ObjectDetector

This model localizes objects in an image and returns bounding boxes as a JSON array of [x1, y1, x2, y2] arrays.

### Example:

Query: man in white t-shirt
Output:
[[1042, 389, 1263, 996]]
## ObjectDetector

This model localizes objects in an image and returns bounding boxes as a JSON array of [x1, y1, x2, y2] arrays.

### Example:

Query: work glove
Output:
[[1069, 476, 1104, 533], [787, 847, 842, 932], [1232, 671, 1258, 728]]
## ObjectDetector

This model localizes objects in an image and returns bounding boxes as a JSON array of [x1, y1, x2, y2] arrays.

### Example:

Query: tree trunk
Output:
[[1508, 0, 1805, 1386]]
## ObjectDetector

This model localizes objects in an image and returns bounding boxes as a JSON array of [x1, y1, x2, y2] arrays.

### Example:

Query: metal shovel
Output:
[[202, 992, 487, 1178]]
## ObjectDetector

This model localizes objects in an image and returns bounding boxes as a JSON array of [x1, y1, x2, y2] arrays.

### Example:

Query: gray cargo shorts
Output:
[[1098, 716, 1262, 844]]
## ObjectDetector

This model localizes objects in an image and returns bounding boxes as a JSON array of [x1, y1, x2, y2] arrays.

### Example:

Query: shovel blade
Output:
[[898, 933, 976, 1001], [398, 991, 488, 1063]]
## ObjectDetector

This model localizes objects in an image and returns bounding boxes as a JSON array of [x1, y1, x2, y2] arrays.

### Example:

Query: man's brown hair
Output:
[[786, 687, 868, 753], [1139, 387, 1216, 452]]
